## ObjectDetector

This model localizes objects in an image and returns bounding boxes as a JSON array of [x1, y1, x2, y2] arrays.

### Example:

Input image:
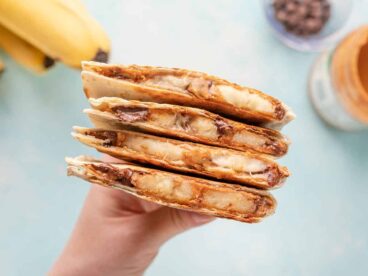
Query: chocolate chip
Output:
[[285, 2, 296, 12], [276, 10, 288, 23], [273, 0, 286, 9], [273, 0, 331, 36], [285, 14, 300, 27], [304, 18, 323, 33], [310, 7, 324, 18], [296, 5, 308, 17], [309, 1, 322, 10]]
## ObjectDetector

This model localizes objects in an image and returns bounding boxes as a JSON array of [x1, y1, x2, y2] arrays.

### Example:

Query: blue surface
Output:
[[0, 1, 367, 275]]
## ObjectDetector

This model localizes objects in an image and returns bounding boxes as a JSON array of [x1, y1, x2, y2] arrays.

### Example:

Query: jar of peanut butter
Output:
[[309, 25, 368, 130]]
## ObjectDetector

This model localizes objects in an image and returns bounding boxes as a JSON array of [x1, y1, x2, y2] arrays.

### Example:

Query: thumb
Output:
[[141, 207, 215, 247]]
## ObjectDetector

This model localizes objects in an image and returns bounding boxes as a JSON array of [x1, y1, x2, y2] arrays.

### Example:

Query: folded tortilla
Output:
[[66, 156, 277, 223], [85, 97, 289, 157], [72, 127, 289, 189], [82, 62, 295, 128]]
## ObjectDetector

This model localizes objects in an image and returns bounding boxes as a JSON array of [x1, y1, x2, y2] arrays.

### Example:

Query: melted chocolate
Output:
[[112, 106, 149, 122], [99, 67, 145, 82], [275, 104, 286, 120], [249, 166, 282, 187], [264, 140, 287, 156], [266, 167, 282, 187], [214, 118, 233, 137], [87, 130, 118, 147], [91, 164, 133, 187], [253, 196, 273, 214]]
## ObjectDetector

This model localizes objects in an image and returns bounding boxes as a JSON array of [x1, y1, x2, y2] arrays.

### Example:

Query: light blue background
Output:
[[0, 1, 367, 275]]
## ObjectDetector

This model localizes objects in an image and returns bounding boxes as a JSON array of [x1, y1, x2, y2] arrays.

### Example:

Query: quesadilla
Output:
[[66, 156, 276, 223], [85, 97, 289, 157], [72, 127, 289, 189], [81, 62, 295, 128]]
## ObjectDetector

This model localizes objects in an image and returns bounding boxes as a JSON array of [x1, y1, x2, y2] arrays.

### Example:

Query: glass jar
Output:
[[309, 25, 368, 131], [262, 0, 353, 52]]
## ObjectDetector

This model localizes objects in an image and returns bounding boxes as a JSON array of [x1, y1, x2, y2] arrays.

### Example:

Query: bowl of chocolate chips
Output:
[[263, 0, 353, 51]]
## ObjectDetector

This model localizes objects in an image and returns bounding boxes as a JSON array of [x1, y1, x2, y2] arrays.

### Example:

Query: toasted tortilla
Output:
[[72, 127, 289, 189], [82, 62, 295, 128], [66, 156, 277, 223], [85, 97, 289, 157]]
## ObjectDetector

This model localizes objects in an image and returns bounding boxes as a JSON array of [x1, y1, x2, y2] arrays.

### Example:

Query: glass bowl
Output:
[[262, 0, 354, 52]]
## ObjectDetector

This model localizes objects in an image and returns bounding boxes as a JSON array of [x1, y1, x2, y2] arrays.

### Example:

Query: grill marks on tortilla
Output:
[[111, 106, 149, 122]]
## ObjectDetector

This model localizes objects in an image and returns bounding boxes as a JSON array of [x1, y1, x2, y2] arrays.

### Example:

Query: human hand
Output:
[[49, 158, 215, 276]]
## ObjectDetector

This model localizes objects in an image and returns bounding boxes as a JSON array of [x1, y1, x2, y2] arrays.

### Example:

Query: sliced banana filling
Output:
[[88, 97, 289, 157], [66, 157, 276, 219], [72, 127, 289, 188], [144, 76, 274, 114], [82, 62, 296, 125]]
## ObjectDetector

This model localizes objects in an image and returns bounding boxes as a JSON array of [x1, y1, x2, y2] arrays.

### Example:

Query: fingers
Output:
[[87, 185, 163, 216], [141, 207, 215, 247], [101, 153, 216, 245]]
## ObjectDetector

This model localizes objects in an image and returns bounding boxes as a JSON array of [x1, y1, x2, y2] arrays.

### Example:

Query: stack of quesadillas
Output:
[[66, 62, 295, 223]]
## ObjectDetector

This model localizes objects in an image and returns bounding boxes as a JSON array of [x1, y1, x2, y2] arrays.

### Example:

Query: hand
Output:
[[49, 159, 215, 276]]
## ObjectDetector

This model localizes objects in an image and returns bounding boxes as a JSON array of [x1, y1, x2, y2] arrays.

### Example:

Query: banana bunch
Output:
[[0, 57, 4, 74], [0, 0, 110, 74]]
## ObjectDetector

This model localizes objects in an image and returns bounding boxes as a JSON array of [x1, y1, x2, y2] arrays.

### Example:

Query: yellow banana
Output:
[[0, 0, 110, 68], [0, 57, 5, 73], [0, 24, 54, 74]]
